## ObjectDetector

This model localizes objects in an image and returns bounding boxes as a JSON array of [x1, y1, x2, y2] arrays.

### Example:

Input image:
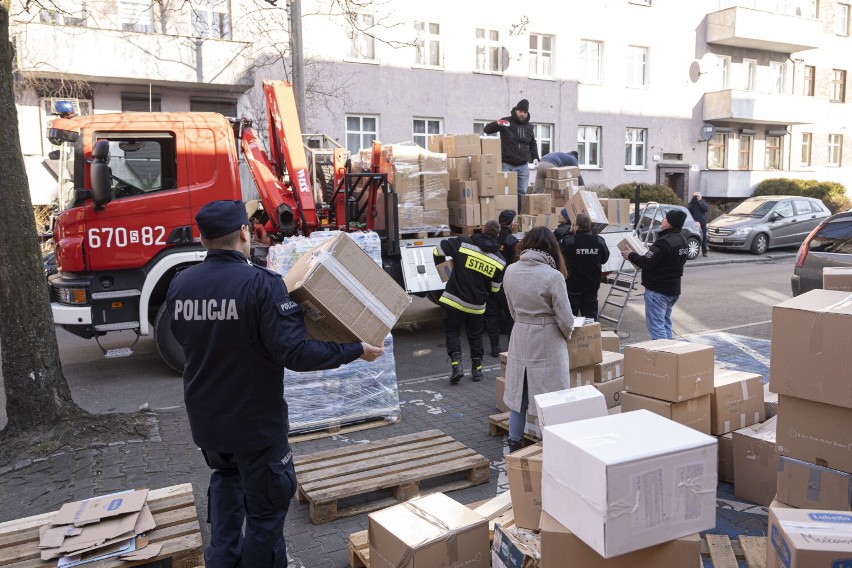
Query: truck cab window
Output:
[[97, 135, 177, 199]]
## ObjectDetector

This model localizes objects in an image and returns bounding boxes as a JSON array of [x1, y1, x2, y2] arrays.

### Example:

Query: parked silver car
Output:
[[791, 211, 852, 295], [707, 195, 830, 255]]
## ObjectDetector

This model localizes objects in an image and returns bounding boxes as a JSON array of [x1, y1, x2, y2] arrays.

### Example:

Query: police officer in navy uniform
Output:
[[167, 200, 383, 568], [559, 212, 610, 321]]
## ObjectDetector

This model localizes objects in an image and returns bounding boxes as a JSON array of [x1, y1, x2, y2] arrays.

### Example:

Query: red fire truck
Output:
[[46, 81, 445, 371]]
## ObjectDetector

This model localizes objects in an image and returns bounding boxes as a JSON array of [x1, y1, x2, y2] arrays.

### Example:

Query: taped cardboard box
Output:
[[711, 368, 765, 435], [499, 171, 519, 196], [601, 331, 620, 353], [421, 172, 449, 210], [521, 194, 552, 215], [541, 410, 717, 558], [448, 201, 481, 227], [492, 524, 540, 568], [496, 375, 509, 412], [776, 395, 852, 474], [506, 444, 543, 531], [447, 157, 471, 180], [500, 351, 508, 377], [524, 413, 541, 439], [568, 320, 603, 370], [536, 212, 559, 230], [776, 456, 852, 511], [617, 234, 649, 257], [284, 232, 412, 347], [566, 190, 608, 233], [764, 383, 779, 418], [769, 290, 852, 409], [569, 364, 596, 388], [367, 493, 489, 568], [493, 194, 517, 214], [594, 351, 624, 382], [620, 391, 712, 435], [718, 432, 734, 484], [599, 198, 631, 227], [518, 214, 537, 232], [449, 179, 479, 203], [392, 163, 422, 206], [435, 260, 453, 283], [440, 134, 481, 158], [766, 504, 852, 568], [418, 152, 446, 173], [732, 416, 778, 506], [623, 339, 715, 402], [592, 376, 624, 409], [421, 208, 448, 229], [546, 166, 572, 179], [539, 512, 701, 568], [823, 266, 852, 291], [480, 137, 502, 164], [470, 154, 500, 197], [480, 196, 497, 224], [533, 385, 607, 429]]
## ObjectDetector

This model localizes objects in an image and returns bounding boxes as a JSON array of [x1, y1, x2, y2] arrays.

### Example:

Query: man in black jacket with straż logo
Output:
[[621, 209, 689, 340], [483, 99, 539, 210], [560, 213, 609, 321]]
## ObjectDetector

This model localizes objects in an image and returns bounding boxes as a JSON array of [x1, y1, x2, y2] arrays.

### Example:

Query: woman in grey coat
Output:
[[502, 227, 575, 453]]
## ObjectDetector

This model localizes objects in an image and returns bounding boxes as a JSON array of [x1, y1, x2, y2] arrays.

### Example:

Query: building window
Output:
[[533, 123, 553, 157], [735, 59, 756, 91], [801, 0, 818, 18], [718, 55, 731, 90], [831, 69, 846, 102], [40, 0, 86, 26], [577, 126, 601, 167], [475, 28, 501, 73], [804, 65, 815, 96], [346, 115, 378, 155], [625, 127, 646, 169], [837, 4, 849, 35], [708, 133, 727, 170], [120, 0, 153, 33], [769, 61, 786, 94], [828, 134, 843, 166], [626, 46, 648, 87], [579, 40, 603, 82], [191, 0, 230, 39], [738, 135, 752, 170], [529, 33, 554, 78], [349, 13, 376, 60], [765, 135, 782, 170], [190, 98, 237, 117], [414, 21, 441, 67], [801, 133, 813, 166], [412, 118, 441, 149], [121, 93, 161, 112]]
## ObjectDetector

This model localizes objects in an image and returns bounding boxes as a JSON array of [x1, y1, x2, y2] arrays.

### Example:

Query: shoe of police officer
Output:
[[471, 357, 484, 382], [449, 353, 464, 384], [489, 335, 501, 358]]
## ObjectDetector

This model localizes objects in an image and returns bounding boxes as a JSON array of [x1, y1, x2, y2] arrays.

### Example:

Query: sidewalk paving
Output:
[[0, 358, 772, 567]]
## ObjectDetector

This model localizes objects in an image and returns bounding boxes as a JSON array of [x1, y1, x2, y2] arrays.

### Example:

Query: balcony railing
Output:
[[15, 23, 254, 91]]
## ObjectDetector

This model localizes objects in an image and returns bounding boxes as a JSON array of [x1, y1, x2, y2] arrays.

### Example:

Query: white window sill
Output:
[[580, 166, 602, 170], [344, 57, 379, 65], [578, 79, 604, 86], [626, 83, 649, 90], [474, 70, 503, 76], [412, 64, 444, 71], [529, 75, 556, 82], [624, 167, 648, 171]]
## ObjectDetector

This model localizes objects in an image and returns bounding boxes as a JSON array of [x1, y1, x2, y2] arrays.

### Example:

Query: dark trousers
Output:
[[699, 222, 708, 253], [569, 289, 600, 321], [443, 306, 485, 359], [202, 438, 296, 568], [485, 289, 513, 337]]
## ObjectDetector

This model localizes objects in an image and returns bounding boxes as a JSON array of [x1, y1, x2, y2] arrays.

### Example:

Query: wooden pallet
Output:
[[347, 491, 512, 568], [289, 416, 396, 443], [399, 229, 449, 239], [487, 412, 540, 443], [449, 225, 484, 236], [700, 534, 767, 568], [294, 429, 490, 524], [0, 484, 203, 568]]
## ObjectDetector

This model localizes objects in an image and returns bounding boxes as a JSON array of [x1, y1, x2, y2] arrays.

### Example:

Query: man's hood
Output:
[[471, 232, 500, 253]]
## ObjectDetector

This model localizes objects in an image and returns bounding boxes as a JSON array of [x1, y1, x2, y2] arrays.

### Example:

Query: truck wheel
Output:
[[154, 304, 185, 374]]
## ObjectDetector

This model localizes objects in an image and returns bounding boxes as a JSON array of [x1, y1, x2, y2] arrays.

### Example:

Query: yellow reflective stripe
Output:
[[460, 244, 507, 267], [433, 246, 442, 257], [491, 287, 500, 293], [462, 249, 505, 272], [438, 296, 486, 314], [491, 281, 502, 290]]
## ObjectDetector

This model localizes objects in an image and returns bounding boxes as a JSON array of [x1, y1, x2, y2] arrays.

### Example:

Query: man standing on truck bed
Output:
[[484, 99, 539, 208], [435, 220, 507, 383], [167, 200, 383, 568]]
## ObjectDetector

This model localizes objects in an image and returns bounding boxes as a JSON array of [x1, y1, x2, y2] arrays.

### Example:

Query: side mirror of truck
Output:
[[90, 140, 113, 210]]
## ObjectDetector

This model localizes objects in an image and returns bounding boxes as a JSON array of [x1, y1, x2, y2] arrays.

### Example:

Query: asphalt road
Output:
[[0, 252, 796, 429]]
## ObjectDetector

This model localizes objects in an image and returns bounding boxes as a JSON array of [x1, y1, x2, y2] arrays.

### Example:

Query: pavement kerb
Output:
[[687, 252, 797, 268]]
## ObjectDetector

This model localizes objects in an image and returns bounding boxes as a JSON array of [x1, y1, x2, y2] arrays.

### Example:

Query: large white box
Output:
[[534, 386, 608, 429], [541, 409, 718, 558]]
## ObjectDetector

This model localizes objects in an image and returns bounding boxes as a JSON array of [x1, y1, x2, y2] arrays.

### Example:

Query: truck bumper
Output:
[[52, 303, 92, 325]]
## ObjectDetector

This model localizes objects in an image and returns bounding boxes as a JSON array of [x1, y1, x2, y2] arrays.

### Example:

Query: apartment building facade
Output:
[[12, 0, 852, 207]]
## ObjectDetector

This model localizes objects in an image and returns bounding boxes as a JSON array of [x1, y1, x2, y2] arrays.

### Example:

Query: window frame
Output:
[[738, 135, 752, 170], [828, 133, 843, 166], [414, 21, 442, 68], [577, 125, 602, 168], [769, 61, 786, 94], [533, 123, 553, 158], [475, 28, 502, 74], [579, 39, 604, 83], [801, 132, 813, 166], [626, 45, 649, 88], [708, 133, 728, 170], [765, 135, 783, 170], [718, 55, 731, 90], [412, 117, 442, 149], [529, 33, 554, 79], [804, 65, 815, 96], [191, 0, 230, 40], [120, 0, 153, 33], [345, 114, 379, 155], [836, 3, 850, 36], [40, 0, 86, 26], [831, 69, 847, 102], [735, 58, 756, 91], [121, 93, 161, 112], [348, 13, 376, 61], [625, 127, 647, 169]]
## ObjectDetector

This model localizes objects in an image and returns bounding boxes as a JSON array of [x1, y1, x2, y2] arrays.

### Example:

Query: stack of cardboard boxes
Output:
[[542, 165, 582, 202], [759, 289, 852, 566], [621, 339, 715, 435], [519, 194, 556, 230], [429, 134, 518, 230], [385, 144, 450, 232]]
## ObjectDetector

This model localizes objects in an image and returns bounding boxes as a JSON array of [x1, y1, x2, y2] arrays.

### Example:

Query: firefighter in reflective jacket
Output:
[[168, 200, 383, 568], [434, 220, 506, 383]]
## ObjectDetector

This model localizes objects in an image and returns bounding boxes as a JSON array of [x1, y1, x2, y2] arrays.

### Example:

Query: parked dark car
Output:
[[791, 211, 852, 296], [707, 195, 830, 255], [632, 204, 703, 260], [43, 251, 57, 278]]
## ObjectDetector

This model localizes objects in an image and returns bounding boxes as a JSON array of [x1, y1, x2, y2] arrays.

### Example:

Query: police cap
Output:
[[196, 200, 249, 239]]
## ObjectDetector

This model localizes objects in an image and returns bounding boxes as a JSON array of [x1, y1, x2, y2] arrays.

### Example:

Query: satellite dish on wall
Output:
[[699, 124, 717, 141], [698, 53, 721, 75]]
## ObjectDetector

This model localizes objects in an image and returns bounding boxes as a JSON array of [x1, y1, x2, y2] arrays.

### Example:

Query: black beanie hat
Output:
[[666, 209, 687, 230], [498, 209, 517, 226], [514, 99, 529, 112]]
